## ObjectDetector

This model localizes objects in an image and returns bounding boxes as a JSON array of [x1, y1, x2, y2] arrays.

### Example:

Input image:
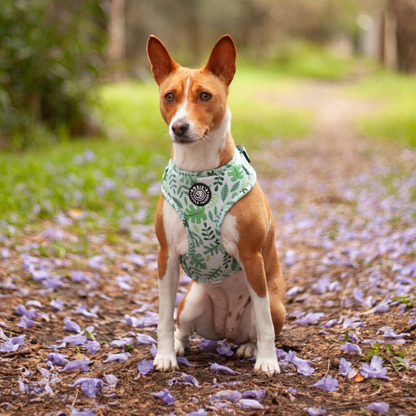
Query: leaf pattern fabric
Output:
[[161, 147, 257, 283]]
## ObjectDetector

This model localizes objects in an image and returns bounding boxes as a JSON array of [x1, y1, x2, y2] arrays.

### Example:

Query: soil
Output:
[[0, 79, 415, 416]]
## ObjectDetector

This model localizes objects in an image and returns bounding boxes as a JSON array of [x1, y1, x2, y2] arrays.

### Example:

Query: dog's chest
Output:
[[200, 270, 252, 339]]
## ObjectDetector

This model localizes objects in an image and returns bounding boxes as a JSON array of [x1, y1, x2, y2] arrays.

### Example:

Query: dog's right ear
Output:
[[147, 35, 179, 85]]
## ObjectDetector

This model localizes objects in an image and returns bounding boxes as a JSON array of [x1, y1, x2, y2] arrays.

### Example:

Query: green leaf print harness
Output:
[[161, 147, 257, 283]]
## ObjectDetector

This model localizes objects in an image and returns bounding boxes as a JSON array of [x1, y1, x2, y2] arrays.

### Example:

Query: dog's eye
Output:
[[165, 92, 174, 102], [200, 92, 211, 101]]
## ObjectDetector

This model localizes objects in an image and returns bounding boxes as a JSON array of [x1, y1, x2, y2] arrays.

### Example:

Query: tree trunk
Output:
[[390, 0, 416, 73], [107, 0, 126, 79]]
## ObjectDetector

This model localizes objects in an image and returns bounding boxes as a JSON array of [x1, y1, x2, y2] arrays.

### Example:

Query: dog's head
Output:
[[147, 35, 236, 145]]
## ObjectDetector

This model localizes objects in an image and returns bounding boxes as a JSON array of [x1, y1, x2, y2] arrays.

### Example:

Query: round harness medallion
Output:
[[189, 183, 211, 206]]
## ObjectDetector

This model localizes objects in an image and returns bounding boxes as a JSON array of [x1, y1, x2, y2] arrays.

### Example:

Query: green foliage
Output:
[[344, 329, 350, 342], [392, 295, 416, 309], [363, 341, 382, 361], [0, 0, 105, 149], [349, 70, 416, 147]]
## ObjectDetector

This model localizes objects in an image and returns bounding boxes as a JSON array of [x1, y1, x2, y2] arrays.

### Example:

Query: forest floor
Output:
[[1, 78, 416, 416]]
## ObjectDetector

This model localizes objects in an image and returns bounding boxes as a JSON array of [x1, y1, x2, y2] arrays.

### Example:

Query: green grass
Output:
[[348, 70, 416, 147], [263, 42, 354, 80], [0, 64, 312, 228]]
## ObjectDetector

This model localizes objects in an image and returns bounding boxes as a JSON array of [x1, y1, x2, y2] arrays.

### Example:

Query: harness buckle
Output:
[[236, 144, 251, 163]]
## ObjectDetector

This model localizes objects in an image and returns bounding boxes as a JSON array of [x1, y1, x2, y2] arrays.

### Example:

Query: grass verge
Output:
[[348, 70, 416, 147]]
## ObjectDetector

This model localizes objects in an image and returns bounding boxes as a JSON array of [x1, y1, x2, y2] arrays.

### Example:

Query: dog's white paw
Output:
[[154, 352, 178, 372], [236, 342, 257, 358], [174, 338, 187, 356], [254, 357, 280, 376]]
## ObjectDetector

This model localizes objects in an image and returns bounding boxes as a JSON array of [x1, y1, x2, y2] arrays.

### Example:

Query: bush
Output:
[[0, 0, 106, 149]]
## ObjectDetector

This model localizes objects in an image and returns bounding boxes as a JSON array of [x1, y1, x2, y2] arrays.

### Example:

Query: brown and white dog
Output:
[[147, 34, 286, 375]]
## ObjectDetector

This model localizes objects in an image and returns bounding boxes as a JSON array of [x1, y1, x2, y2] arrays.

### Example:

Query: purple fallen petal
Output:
[[321, 319, 338, 328], [150, 344, 157, 356], [199, 339, 218, 350], [151, 389, 174, 405], [370, 356, 384, 369], [217, 344, 233, 357], [124, 314, 141, 327], [288, 387, 297, 395], [71, 270, 90, 282], [242, 390, 265, 400], [367, 402, 389, 414], [240, 399, 263, 409], [75, 304, 98, 319], [16, 304, 38, 318], [88, 255, 104, 270], [306, 407, 327, 416], [296, 312, 325, 326], [310, 375, 339, 392], [86, 340, 100, 354], [297, 361, 315, 376], [17, 315, 36, 329], [80, 379, 103, 398], [137, 358, 153, 375], [339, 358, 353, 376], [177, 356, 194, 366], [42, 226, 65, 241], [126, 253, 145, 267], [210, 362, 240, 375], [47, 353, 69, 365], [360, 363, 390, 380], [51, 299, 64, 311], [14, 305, 28, 318], [286, 286, 303, 296], [379, 326, 409, 339], [11, 334, 26, 346], [286, 350, 315, 376], [348, 332, 360, 343], [110, 338, 133, 347], [105, 374, 119, 387], [0, 340, 20, 352], [340, 342, 362, 355], [217, 390, 242, 402], [59, 335, 87, 346], [182, 373, 199, 387], [63, 358, 93, 372], [104, 352, 131, 362], [185, 409, 207, 416], [136, 333, 157, 345], [179, 274, 192, 284], [63, 317, 81, 333]]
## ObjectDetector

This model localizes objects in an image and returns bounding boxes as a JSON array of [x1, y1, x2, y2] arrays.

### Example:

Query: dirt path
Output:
[[0, 80, 415, 416]]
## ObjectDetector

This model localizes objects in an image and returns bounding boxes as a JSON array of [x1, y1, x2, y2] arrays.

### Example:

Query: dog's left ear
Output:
[[204, 35, 236, 85], [147, 35, 179, 85]]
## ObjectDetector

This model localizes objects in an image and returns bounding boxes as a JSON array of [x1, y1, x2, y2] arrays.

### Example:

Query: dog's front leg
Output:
[[241, 254, 280, 376], [154, 196, 186, 372], [154, 251, 180, 371]]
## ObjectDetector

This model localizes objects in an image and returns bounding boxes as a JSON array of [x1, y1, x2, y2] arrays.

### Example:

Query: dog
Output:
[[147, 34, 285, 375]]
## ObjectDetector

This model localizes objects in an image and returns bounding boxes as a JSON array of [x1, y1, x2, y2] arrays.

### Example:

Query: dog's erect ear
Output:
[[204, 35, 236, 85], [147, 35, 179, 85]]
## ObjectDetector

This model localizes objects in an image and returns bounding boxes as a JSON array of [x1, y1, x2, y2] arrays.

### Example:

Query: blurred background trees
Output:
[[0, 0, 106, 148], [1, 0, 415, 149]]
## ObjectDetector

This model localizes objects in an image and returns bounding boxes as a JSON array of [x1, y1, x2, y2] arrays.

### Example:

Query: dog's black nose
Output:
[[172, 121, 189, 136]]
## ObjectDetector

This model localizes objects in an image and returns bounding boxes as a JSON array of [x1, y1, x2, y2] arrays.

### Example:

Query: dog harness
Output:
[[161, 146, 257, 283]]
